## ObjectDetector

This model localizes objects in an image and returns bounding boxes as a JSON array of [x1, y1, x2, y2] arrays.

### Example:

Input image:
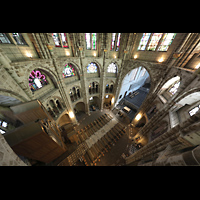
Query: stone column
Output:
[[79, 47, 90, 115], [100, 49, 107, 111], [0, 134, 27, 166]]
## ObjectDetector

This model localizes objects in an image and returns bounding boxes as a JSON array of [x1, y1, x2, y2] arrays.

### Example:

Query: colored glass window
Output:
[[52, 33, 61, 47], [158, 33, 176, 51], [116, 33, 121, 51], [111, 33, 116, 50], [29, 70, 48, 91], [63, 64, 75, 78], [147, 33, 163, 51], [12, 33, 27, 45], [60, 33, 69, 48], [85, 33, 91, 49], [92, 33, 97, 50], [0, 33, 11, 44], [87, 62, 98, 73], [137, 33, 151, 50], [107, 63, 117, 73]]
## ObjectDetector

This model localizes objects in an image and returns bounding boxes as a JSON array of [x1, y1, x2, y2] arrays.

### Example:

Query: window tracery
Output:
[[107, 63, 117, 73], [63, 64, 75, 78], [87, 62, 98, 73], [29, 70, 48, 91]]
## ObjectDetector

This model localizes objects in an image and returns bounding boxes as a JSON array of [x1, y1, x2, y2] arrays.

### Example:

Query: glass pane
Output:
[[92, 33, 96, 50], [52, 33, 61, 47], [158, 33, 176, 51], [87, 62, 98, 73], [107, 63, 117, 73], [29, 70, 48, 91], [111, 33, 116, 50], [147, 33, 163, 51], [63, 64, 75, 78], [116, 33, 121, 51], [137, 33, 151, 50], [60, 33, 68, 48], [85, 33, 91, 49], [12, 33, 27, 45], [0, 33, 11, 44]]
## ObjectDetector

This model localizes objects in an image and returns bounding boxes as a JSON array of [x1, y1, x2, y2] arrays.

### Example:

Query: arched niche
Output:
[[74, 101, 86, 121], [88, 81, 99, 95], [103, 94, 114, 109], [89, 96, 100, 110], [116, 66, 150, 104], [158, 76, 180, 103], [57, 114, 72, 128]]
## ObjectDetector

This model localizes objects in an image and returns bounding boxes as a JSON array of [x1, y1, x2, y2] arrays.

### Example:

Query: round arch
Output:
[[86, 61, 101, 77], [57, 113, 72, 127], [26, 65, 59, 94], [107, 62, 118, 76], [63, 62, 80, 80], [158, 76, 181, 95], [0, 89, 27, 104], [116, 65, 151, 104], [74, 101, 86, 113], [174, 87, 200, 104]]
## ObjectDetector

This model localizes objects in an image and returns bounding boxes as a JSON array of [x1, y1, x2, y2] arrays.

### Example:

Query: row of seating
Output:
[[82, 123, 126, 166], [76, 113, 113, 143]]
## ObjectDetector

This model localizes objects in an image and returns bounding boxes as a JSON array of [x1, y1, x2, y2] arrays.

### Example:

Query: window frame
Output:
[[137, 33, 176, 52]]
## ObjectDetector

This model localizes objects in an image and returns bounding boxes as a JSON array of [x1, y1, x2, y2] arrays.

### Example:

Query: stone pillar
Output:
[[100, 50, 107, 111], [79, 47, 90, 115], [0, 134, 26, 166]]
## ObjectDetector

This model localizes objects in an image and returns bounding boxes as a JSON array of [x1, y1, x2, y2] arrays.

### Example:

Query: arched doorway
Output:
[[89, 96, 100, 111], [74, 102, 86, 121], [103, 94, 114, 110], [115, 66, 151, 121]]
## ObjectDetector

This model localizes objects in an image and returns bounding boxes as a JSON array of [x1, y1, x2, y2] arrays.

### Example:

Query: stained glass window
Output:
[[63, 64, 75, 78], [12, 33, 27, 45], [147, 33, 163, 51], [111, 33, 121, 51], [107, 63, 117, 73], [0, 33, 11, 44], [111, 33, 116, 50], [52, 33, 61, 47], [60, 33, 69, 48], [189, 105, 200, 116], [116, 33, 121, 51], [85, 33, 91, 49], [169, 81, 180, 95], [29, 70, 48, 91], [92, 33, 97, 50], [137, 33, 151, 50], [87, 62, 98, 73], [158, 33, 176, 51]]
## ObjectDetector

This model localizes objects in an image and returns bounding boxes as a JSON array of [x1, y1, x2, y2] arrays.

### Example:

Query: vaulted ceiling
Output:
[[66, 33, 200, 71]]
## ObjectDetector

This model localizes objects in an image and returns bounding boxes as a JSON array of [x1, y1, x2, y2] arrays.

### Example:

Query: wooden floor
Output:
[[56, 109, 132, 166]]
